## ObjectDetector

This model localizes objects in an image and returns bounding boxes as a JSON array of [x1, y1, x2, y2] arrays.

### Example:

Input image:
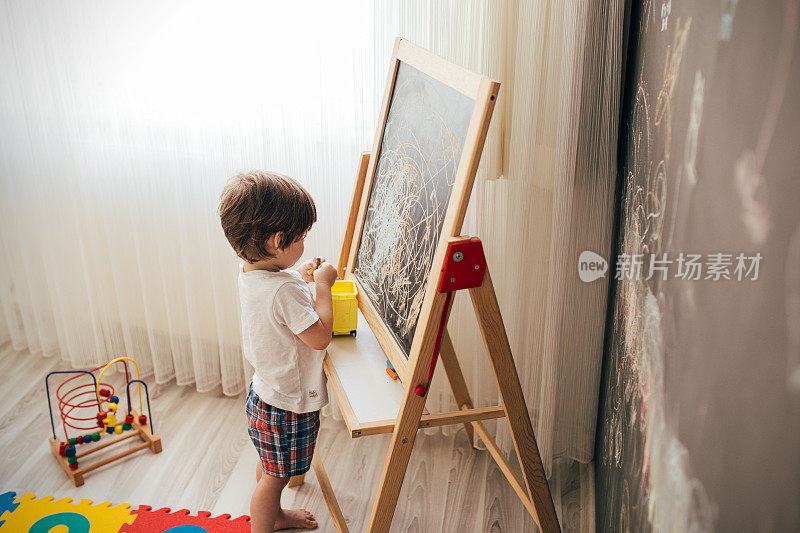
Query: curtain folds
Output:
[[375, 0, 624, 474], [0, 0, 623, 474], [0, 0, 375, 394]]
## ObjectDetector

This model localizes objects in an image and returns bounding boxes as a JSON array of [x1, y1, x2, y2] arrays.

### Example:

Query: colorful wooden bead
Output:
[[109, 395, 119, 404], [76, 436, 83, 444], [114, 425, 123, 434], [69, 462, 79, 470], [67, 456, 77, 465], [122, 423, 132, 430], [68, 437, 78, 445], [65, 446, 76, 457], [138, 414, 147, 425], [108, 402, 118, 412], [106, 426, 115, 434], [59, 445, 67, 457], [99, 388, 111, 397], [91, 432, 100, 442], [125, 414, 134, 424]]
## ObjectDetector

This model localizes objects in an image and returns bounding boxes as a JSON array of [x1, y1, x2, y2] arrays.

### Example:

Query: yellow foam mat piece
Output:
[[0, 493, 135, 532]]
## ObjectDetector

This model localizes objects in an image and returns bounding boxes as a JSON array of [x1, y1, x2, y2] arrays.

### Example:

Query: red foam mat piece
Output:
[[118, 504, 252, 532]]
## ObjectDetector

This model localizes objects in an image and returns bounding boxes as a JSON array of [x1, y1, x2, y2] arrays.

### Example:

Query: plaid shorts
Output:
[[246, 383, 320, 478]]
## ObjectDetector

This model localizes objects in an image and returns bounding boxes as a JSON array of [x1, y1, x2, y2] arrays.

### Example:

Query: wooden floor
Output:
[[0, 342, 593, 532]]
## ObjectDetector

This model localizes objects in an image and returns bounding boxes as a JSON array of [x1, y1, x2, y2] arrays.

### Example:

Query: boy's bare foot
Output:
[[274, 508, 318, 530]]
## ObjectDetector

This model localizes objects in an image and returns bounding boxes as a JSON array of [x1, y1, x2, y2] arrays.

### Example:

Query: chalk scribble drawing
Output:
[[354, 62, 473, 355], [663, 69, 704, 255], [718, 0, 739, 42], [684, 70, 704, 187], [605, 25, 713, 526], [654, 17, 690, 161], [733, 0, 797, 245], [788, 222, 800, 392], [660, 0, 672, 31]]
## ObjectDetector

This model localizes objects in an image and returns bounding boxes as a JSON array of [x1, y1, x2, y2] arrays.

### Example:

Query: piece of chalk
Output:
[[308, 257, 323, 277]]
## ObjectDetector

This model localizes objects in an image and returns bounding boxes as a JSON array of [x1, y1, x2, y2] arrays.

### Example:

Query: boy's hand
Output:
[[298, 257, 324, 283], [313, 262, 337, 286]]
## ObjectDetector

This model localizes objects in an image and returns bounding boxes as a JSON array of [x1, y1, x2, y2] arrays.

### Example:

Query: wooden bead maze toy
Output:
[[45, 357, 162, 486]]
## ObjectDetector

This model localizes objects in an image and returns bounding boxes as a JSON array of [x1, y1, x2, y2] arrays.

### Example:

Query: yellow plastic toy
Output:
[[331, 280, 358, 336]]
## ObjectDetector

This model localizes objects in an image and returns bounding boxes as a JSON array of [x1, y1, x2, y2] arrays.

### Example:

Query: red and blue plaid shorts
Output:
[[246, 383, 320, 478]]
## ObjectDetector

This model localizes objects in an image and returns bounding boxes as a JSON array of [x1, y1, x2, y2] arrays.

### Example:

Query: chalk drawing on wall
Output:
[[734, 152, 771, 245], [717, 0, 739, 42], [788, 221, 800, 392], [732, 0, 797, 245], [660, 1, 672, 32], [654, 17, 691, 162], [603, 18, 714, 526], [354, 61, 473, 356], [609, 179, 714, 532], [663, 69, 704, 256], [684, 70, 704, 187]]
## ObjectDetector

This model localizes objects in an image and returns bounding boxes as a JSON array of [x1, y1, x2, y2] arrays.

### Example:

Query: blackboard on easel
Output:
[[353, 62, 474, 356], [344, 39, 499, 382]]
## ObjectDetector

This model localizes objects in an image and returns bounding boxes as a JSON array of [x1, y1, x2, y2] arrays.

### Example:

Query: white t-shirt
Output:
[[238, 264, 328, 413]]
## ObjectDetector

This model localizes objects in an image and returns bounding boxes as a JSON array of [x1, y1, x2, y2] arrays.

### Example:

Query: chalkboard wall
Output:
[[596, 0, 800, 531]]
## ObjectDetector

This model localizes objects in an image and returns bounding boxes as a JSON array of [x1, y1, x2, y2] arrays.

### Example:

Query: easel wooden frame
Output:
[[302, 39, 560, 533], [345, 38, 500, 384], [49, 409, 161, 487]]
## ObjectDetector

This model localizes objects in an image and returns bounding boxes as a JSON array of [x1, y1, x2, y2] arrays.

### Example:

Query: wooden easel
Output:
[[298, 39, 560, 532]]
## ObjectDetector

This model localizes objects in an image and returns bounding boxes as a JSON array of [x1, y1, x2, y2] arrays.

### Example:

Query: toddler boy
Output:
[[218, 171, 337, 532]]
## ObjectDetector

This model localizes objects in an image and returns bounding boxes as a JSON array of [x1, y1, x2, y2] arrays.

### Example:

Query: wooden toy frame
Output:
[[45, 357, 162, 487], [49, 408, 161, 487], [304, 39, 561, 532]]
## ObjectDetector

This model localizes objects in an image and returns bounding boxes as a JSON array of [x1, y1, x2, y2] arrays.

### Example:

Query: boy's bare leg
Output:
[[287, 474, 305, 487], [251, 471, 318, 532]]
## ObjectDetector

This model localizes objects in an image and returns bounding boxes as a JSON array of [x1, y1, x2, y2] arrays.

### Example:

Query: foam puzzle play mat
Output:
[[0, 491, 252, 532]]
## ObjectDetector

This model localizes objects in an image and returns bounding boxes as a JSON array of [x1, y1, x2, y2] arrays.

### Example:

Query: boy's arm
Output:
[[297, 263, 336, 350]]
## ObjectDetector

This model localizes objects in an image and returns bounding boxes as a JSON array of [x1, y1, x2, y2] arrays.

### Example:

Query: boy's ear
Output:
[[271, 232, 285, 249]]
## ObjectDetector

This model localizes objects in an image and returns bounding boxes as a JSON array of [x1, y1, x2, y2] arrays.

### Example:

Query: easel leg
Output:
[[366, 387, 428, 532], [469, 269, 560, 533], [311, 455, 348, 532], [439, 329, 475, 447], [366, 292, 452, 532]]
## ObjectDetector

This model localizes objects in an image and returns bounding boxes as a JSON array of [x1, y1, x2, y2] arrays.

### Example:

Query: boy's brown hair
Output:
[[218, 171, 316, 263]]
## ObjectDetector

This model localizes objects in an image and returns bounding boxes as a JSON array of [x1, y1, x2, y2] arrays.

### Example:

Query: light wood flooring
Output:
[[0, 342, 593, 532]]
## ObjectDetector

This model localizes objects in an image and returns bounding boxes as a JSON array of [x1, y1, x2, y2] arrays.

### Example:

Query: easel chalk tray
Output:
[[299, 38, 560, 533]]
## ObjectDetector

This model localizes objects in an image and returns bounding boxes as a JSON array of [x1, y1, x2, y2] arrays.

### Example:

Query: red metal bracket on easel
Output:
[[415, 239, 488, 397], [437, 239, 487, 293]]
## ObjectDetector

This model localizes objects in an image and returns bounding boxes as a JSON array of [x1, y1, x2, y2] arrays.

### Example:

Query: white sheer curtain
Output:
[[1, 0, 623, 476], [374, 0, 624, 474], [0, 0, 374, 394]]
